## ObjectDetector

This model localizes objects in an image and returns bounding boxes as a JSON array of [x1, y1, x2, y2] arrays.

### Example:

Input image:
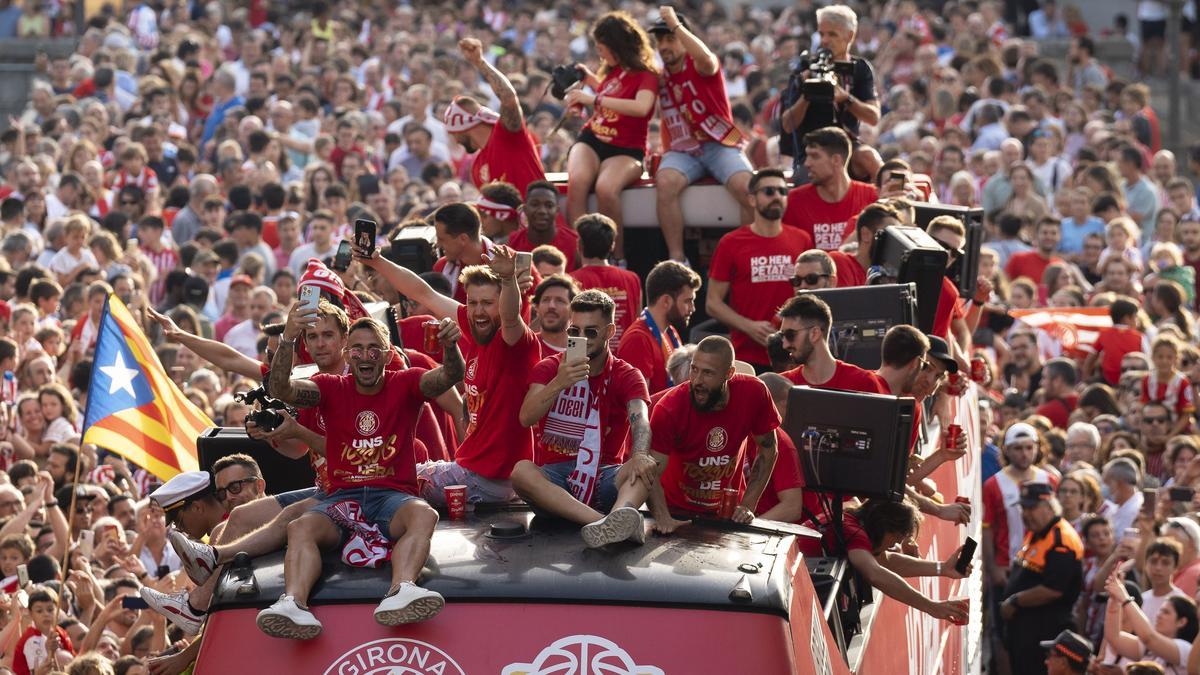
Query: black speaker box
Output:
[[197, 427, 316, 495], [912, 203, 984, 300], [386, 224, 438, 275], [806, 284, 918, 369], [870, 226, 947, 334]]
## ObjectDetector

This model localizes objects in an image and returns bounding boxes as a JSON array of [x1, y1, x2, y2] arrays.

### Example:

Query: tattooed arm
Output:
[[270, 327, 321, 408], [420, 322, 466, 398], [459, 37, 522, 132], [736, 431, 778, 524]]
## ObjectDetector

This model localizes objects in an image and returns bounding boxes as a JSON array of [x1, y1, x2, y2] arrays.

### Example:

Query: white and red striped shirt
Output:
[[1141, 370, 1196, 418], [111, 166, 160, 193], [141, 246, 179, 305]]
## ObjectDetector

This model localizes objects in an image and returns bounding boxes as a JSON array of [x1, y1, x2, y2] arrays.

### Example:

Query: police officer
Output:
[[1000, 482, 1085, 675]]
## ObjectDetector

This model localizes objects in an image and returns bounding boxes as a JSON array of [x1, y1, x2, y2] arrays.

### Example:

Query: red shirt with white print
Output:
[[584, 66, 659, 150], [782, 181, 878, 251]]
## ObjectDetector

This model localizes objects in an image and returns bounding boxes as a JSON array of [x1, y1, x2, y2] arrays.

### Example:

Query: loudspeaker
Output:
[[806, 284, 918, 369], [197, 427, 316, 495], [912, 203, 984, 300], [386, 224, 438, 275], [870, 226, 947, 334]]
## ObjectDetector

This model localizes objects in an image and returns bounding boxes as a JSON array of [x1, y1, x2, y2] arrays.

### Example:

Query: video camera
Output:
[[794, 48, 855, 104], [550, 64, 583, 100], [236, 381, 296, 433]]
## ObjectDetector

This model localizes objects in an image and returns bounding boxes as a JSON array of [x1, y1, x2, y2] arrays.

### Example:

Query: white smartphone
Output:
[[16, 563, 28, 588], [566, 335, 587, 362], [515, 251, 533, 273], [79, 529, 94, 559], [298, 285, 320, 314]]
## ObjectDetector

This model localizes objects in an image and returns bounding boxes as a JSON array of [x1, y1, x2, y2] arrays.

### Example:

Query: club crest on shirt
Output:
[[356, 410, 379, 436], [706, 427, 728, 452], [467, 357, 478, 380]]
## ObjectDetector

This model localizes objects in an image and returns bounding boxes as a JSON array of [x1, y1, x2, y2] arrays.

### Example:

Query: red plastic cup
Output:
[[946, 372, 965, 396], [423, 319, 442, 354], [444, 485, 467, 520], [970, 356, 987, 383], [955, 496, 970, 506], [717, 488, 740, 520], [944, 424, 962, 451]]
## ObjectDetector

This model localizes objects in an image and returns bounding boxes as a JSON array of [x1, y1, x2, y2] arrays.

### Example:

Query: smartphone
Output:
[[298, 284, 320, 315], [1142, 487, 1158, 514], [514, 251, 533, 274], [79, 529, 94, 558], [1170, 486, 1196, 503], [332, 240, 353, 272], [354, 218, 377, 257], [16, 564, 28, 587], [955, 537, 977, 575], [566, 335, 587, 362], [888, 171, 908, 191], [122, 595, 150, 610]]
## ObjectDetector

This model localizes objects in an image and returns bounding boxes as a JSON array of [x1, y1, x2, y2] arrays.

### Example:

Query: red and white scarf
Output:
[[541, 356, 611, 506], [326, 500, 391, 568]]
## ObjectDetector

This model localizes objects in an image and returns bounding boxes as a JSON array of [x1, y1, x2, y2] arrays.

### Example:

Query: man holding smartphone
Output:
[[512, 290, 655, 547]]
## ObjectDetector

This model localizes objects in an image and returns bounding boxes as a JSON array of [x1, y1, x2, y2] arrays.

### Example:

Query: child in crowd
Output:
[[0, 532, 33, 592], [47, 215, 98, 286], [39, 383, 80, 444], [1142, 334, 1196, 437], [12, 586, 77, 674], [1085, 298, 1150, 386], [1098, 216, 1143, 273]]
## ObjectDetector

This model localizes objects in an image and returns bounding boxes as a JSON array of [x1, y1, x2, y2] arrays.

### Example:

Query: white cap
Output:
[[1004, 422, 1039, 447], [149, 471, 211, 512]]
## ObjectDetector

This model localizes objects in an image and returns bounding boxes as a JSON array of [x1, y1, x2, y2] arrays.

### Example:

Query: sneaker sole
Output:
[[582, 508, 640, 548], [257, 612, 322, 640], [374, 595, 445, 626]]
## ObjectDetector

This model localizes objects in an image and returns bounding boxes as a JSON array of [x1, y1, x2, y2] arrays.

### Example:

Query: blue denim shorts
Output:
[[309, 486, 423, 534], [275, 486, 320, 508], [539, 461, 622, 512], [658, 142, 753, 185]]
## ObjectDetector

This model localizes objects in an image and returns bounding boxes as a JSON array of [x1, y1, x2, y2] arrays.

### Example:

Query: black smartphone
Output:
[[1143, 487, 1158, 515], [354, 218, 377, 257], [332, 240, 353, 271], [955, 536, 977, 575], [122, 595, 150, 610], [1170, 486, 1196, 503]]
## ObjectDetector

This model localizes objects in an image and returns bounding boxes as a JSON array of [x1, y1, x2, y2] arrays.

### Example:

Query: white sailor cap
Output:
[[149, 471, 212, 513]]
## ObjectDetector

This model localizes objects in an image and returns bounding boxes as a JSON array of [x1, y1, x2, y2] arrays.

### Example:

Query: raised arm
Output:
[[419, 318, 466, 398], [848, 548, 967, 622], [358, 247, 459, 320], [737, 431, 777, 522], [660, 6, 718, 75], [487, 245, 527, 346], [460, 37, 522, 133], [272, 305, 321, 408], [149, 307, 265, 379]]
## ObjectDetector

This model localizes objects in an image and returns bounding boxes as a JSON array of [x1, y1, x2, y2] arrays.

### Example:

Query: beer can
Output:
[[444, 485, 467, 520], [423, 319, 442, 354], [955, 496, 970, 506], [945, 424, 963, 451], [718, 487, 740, 520], [970, 356, 987, 383]]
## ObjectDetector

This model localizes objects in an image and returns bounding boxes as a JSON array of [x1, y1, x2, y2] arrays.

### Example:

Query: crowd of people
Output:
[[0, 0, 1198, 673]]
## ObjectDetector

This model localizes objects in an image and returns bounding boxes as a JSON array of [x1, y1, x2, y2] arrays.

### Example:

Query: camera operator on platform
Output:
[[778, 4, 882, 184]]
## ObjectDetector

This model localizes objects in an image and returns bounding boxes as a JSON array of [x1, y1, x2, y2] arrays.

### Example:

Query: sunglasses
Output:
[[1144, 416, 1170, 425], [344, 346, 384, 360], [215, 477, 259, 501], [121, 200, 139, 206], [756, 186, 788, 197], [778, 325, 818, 342], [934, 238, 965, 259], [566, 326, 602, 339], [790, 273, 830, 287]]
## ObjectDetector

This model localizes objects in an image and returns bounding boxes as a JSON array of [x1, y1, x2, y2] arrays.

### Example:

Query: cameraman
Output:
[[779, 5, 881, 184]]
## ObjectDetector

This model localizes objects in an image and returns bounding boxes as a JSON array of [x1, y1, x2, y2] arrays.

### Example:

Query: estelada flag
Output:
[[82, 295, 211, 480], [1009, 307, 1113, 356]]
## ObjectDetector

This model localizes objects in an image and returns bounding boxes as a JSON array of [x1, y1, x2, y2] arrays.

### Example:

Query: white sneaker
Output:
[[257, 594, 322, 640], [374, 582, 445, 626], [140, 587, 203, 636], [581, 507, 645, 548], [168, 528, 218, 585]]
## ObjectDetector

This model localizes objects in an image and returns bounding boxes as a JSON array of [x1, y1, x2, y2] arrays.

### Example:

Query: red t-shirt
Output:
[[1141, 371, 1197, 418], [1005, 250, 1064, 285], [1035, 395, 1078, 430], [709, 225, 815, 366], [472, 120, 546, 196], [932, 275, 964, 339], [828, 250, 867, 288], [571, 265, 643, 348], [781, 360, 885, 394], [617, 315, 679, 394], [1089, 325, 1147, 386], [651, 374, 781, 515], [454, 304, 541, 479], [398, 314, 443, 364], [311, 368, 430, 493], [529, 354, 649, 466], [508, 225, 580, 271], [873, 373, 922, 454], [752, 429, 823, 521], [822, 511, 873, 555], [585, 66, 659, 150], [782, 182, 879, 251]]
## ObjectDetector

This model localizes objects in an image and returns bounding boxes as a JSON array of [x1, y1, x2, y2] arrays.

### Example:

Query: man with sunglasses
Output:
[[707, 168, 813, 372], [776, 293, 881, 393], [1138, 401, 1175, 482], [210, 454, 265, 512], [256, 313, 465, 638], [926, 215, 972, 367], [791, 250, 836, 292], [513, 290, 654, 547]]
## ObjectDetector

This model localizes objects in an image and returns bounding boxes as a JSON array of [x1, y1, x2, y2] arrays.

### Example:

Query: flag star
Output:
[[100, 351, 139, 398]]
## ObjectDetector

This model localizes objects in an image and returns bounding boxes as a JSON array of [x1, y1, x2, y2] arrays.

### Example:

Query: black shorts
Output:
[[1142, 18, 1167, 41], [575, 128, 644, 164]]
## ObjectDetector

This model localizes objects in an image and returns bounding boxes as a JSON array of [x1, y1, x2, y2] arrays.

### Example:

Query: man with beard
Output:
[[431, 202, 497, 305], [509, 181, 580, 272], [1179, 219, 1200, 308], [1006, 330, 1044, 400], [362, 244, 541, 506], [707, 169, 813, 371], [617, 260, 701, 394], [257, 314, 464, 638], [646, 336, 780, 534], [781, 127, 878, 251], [649, 6, 754, 264], [776, 293, 881, 392], [1006, 218, 1065, 288], [445, 38, 545, 196], [513, 290, 655, 547], [531, 275, 577, 354]]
